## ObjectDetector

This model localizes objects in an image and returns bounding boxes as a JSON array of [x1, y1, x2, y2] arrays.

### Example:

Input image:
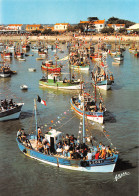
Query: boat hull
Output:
[[16, 138, 118, 173], [0, 72, 11, 77], [41, 65, 61, 72], [92, 80, 112, 91], [0, 103, 24, 121], [39, 79, 82, 90], [71, 64, 89, 71]]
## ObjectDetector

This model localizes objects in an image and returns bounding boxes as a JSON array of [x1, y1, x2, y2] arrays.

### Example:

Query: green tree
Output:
[[87, 17, 99, 22], [107, 17, 135, 28]]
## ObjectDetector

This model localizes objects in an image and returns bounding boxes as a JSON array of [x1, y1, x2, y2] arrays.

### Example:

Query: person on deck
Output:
[[87, 149, 93, 161], [95, 151, 100, 160]]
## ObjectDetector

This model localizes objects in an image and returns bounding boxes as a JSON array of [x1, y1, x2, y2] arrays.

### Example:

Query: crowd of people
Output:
[[0, 99, 16, 111]]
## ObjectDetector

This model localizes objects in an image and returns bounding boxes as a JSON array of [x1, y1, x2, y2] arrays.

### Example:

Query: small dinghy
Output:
[[28, 68, 36, 72], [18, 58, 26, 61], [36, 58, 45, 60], [20, 85, 28, 90]]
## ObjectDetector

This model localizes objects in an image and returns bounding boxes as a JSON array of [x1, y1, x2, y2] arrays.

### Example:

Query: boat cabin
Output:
[[45, 129, 62, 150]]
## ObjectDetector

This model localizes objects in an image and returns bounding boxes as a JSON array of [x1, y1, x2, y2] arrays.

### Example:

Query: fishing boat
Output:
[[39, 74, 83, 90], [71, 92, 105, 124], [91, 61, 114, 91], [14, 49, 24, 58], [0, 65, 12, 77], [41, 60, 61, 72], [1, 51, 12, 59], [114, 53, 124, 61], [0, 99, 24, 121], [70, 63, 89, 71], [16, 99, 118, 172], [22, 44, 30, 50]]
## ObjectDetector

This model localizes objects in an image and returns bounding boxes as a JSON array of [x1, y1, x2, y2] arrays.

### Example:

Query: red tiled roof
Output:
[[55, 23, 69, 25], [80, 20, 105, 24], [8, 24, 22, 26], [107, 24, 125, 27], [26, 24, 41, 27]]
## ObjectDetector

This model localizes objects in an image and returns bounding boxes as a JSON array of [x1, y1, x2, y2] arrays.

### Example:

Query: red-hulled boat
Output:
[[41, 60, 61, 72], [1, 52, 12, 59]]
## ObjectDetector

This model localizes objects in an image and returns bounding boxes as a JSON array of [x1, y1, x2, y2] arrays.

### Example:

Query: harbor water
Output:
[[0, 43, 138, 196]]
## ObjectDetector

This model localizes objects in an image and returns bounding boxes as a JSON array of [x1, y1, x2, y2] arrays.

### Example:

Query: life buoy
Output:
[[80, 161, 89, 167], [23, 149, 27, 153]]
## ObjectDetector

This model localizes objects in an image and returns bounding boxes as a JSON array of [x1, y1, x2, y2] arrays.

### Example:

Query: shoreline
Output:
[[0, 35, 139, 43]]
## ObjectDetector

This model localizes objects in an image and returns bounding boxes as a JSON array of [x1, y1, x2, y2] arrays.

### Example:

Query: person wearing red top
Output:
[[95, 151, 100, 160]]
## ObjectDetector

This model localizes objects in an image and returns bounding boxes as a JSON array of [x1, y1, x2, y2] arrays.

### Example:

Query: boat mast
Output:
[[82, 93, 85, 144], [68, 44, 71, 83], [34, 99, 38, 137]]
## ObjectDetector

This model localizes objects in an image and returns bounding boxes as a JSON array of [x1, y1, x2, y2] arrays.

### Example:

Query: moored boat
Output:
[[0, 65, 11, 77], [20, 85, 28, 90], [39, 74, 83, 90], [41, 60, 61, 72]]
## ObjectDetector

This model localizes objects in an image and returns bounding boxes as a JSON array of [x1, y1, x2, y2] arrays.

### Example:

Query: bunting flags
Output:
[[37, 95, 47, 106]]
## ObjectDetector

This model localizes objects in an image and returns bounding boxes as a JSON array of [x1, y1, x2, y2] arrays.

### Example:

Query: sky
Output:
[[0, 0, 139, 24]]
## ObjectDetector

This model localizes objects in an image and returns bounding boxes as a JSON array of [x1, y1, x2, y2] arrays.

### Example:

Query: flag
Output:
[[37, 96, 47, 106]]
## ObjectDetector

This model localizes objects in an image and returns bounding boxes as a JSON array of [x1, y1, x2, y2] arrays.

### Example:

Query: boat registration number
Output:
[[89, 160, 104, 164]]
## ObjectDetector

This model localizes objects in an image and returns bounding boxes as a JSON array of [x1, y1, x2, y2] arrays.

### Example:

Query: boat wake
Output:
[[114, 158, 136, 172]]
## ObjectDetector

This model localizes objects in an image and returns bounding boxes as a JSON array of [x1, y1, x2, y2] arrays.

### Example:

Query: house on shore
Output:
[[0, 24, 25, 34], [107, 24, 125, 31], [54, 23, 70, 31], [80, 20, 106, 33], [26, 24, 44, 32]]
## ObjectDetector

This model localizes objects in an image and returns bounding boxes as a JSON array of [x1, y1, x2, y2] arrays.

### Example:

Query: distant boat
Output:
[[20, 85, 28, 90], [91, 62, 114, 91], [36, 57, 45, 60], [70, 64, 89, 71], [41, 60, 61, 72], [28, 68, 36, 72], [14, 51, 24, 58], [18, 58, 26, 61], [0, 65, 11, 77], [114, 53, 124, 61], [1, 52, 12, 59]]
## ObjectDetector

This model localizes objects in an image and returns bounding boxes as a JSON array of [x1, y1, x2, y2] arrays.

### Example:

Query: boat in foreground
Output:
[[16, 99, 118, 172]]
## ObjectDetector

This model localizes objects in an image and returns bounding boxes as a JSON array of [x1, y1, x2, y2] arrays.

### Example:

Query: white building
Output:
[[80, 20, 106, 33], [93, 20, 106, 32], [6, 24, 23, 31], [54, 23, 69, 31], [107, 24, 125, 31]]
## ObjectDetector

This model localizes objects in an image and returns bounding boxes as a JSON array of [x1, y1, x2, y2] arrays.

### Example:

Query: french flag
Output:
[[37, 95, 47, 106]]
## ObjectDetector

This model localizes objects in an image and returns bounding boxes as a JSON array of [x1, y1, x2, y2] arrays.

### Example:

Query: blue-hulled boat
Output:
[[16, 99, 118, 172]]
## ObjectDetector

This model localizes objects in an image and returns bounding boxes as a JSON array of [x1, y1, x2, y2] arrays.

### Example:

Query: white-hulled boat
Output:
[[28, 68, 36, 72], [20, 85, 28, 90], [0, 101, 24, 121]]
